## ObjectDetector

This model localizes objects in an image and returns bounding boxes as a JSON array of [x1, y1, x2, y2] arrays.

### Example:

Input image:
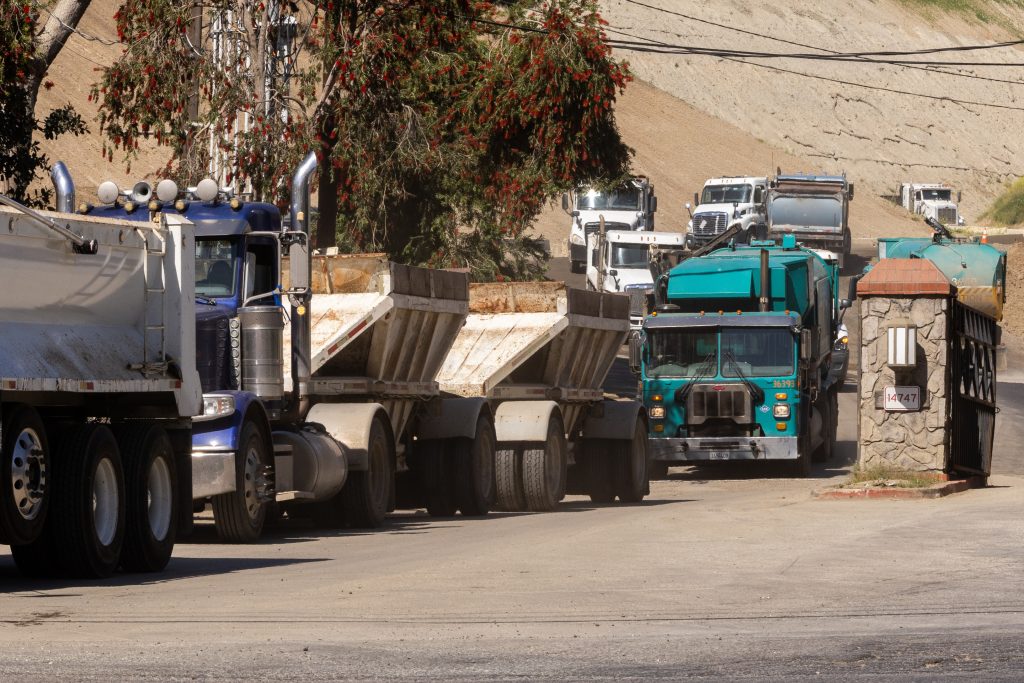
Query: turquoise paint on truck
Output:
[[640, 235, 842, 474]]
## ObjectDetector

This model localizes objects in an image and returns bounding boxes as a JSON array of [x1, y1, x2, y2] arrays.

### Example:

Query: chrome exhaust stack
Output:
[[288, 151, 318, 413], [50, 161, 75, 214]]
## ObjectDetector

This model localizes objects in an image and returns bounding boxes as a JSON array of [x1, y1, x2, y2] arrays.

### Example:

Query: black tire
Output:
[[582, 441, 615, 504], [454, 414, 497, 516], [31, 425, 125, 578], [615, 419, 649, 503], [212, 417, 270, 543], [419, 440, 457, 518], [522, 414, 567, 512], [342, 414, 394, 528], [812, 396, 834, 464], [648, 460, 670, 480], [0, 405, 51, 546], [494, 447, 526, 511], [114, 424, 177, 573]]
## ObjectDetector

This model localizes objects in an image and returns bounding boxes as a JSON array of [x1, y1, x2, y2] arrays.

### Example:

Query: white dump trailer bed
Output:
[[0, 201, 200, 578], [427, 282, 649, 512]]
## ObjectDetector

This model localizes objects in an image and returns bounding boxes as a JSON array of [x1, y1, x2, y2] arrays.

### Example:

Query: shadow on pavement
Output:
[[653, 440, 856, 482]]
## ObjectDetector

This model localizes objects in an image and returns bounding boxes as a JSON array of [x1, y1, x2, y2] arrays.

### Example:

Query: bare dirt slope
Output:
[[533, 79, 923, 255], [599, 0, 1024, 223]]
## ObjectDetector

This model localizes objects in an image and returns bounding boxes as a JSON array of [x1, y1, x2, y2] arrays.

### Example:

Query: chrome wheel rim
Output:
[[93, 457, 119, 547], [147, 456, 173, 542], [10, 427, 46, 521]]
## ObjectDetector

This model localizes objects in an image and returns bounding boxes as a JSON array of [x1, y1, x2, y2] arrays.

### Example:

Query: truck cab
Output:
[[565, 176, 657, 274], [899, 183, 962, 226], [685, 176, 767, 249]]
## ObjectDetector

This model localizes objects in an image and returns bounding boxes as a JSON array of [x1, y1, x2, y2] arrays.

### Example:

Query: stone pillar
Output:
[[856, 259, 955, 473]]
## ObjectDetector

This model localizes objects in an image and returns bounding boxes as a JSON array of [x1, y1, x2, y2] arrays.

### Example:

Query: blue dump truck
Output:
[[64, 154, 485, 542], [635, 235, 846, 477]]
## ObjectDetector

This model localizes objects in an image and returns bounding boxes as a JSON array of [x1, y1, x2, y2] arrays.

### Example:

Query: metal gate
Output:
[[948, 300, 999, 476]]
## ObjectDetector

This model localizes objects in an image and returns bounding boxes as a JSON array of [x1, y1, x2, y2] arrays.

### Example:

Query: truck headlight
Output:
[[196, 394, 236, 421], [649, 406, 666, 418], [570, 233, 584, 245], [773, 403, 790, 419]]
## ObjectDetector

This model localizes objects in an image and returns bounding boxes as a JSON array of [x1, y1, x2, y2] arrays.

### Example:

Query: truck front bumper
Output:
[[649, 436, 799, 461], [770, 229, 844, 250], [191, 448, 236, 499]]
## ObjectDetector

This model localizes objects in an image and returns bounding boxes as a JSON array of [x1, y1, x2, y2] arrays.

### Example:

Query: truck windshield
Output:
[[195, 238, 240, 298], [769, 196, 842, 228], [701, 184, 751, 205], [720, 327, 795, 377], [611, 244, 650, 269], [921, 189, 952, 201], [646, 329, 717, 377], [577, 188, 640, 211]]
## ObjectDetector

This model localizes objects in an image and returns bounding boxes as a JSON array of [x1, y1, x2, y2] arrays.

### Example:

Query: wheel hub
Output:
[[10, 428, 46, 521]]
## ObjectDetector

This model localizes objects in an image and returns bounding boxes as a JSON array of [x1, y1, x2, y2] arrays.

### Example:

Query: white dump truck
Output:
[[685, 176, 767, 249], [0, 164, 201, 578], [564, 176, 657, 274], [431, 283, 648, 510], [899, 183, 962, 226]]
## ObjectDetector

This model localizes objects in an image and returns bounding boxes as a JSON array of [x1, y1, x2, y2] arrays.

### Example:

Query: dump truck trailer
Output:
[[431, 283, 648, 510], [0, 181, 201, 578]]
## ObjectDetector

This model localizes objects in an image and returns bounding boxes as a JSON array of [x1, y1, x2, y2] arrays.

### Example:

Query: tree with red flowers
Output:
[[0, 0, 90, 205], [96, 1, 633, 280]]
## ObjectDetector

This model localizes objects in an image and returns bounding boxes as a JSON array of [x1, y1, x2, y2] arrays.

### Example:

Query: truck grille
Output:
[[937, 207, 957, 225], [692, 212, 728, 237], [687, 384, 752, 424]]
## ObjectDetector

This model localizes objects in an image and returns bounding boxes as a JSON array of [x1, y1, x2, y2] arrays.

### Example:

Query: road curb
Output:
[[813, 476, 987, 500]]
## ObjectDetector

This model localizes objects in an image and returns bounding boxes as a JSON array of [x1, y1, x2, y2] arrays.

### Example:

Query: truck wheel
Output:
[[419, 441, 457, 518], [115, 424, 177, 573], [582, 442, 615, 504], [0, 406, 50, 546], [812, 395, 835, 464], [49, 425, 126, 578], [522, 414, 567, 512], [454, 414, 496, 516], [615, 420, 649, 503], [495, 447, 527, 511], [342, 414, 394, 528], [212, 418, 269, 543]]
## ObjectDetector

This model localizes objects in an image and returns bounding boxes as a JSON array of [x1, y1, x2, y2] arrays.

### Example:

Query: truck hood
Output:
[[693, 203, 753, 215], [576, 210, 643, 228], [919, 200, 957, 209], [605, 267, 654, 292]]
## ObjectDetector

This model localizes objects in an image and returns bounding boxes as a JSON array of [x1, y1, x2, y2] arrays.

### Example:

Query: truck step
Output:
[[275, 490, 315, 502]]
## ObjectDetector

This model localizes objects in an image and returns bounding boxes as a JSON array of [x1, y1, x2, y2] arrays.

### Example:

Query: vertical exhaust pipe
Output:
[[759, 248, 770, 312], [288, 151, 318, 417], [50, 161, 75, 213]]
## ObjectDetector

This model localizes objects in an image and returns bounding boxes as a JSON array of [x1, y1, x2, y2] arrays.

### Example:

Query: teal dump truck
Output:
[[636, 235, 846, 477]]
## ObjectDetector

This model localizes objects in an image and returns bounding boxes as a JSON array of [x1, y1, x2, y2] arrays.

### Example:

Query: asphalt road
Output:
[[1, 242, 1022, 680]]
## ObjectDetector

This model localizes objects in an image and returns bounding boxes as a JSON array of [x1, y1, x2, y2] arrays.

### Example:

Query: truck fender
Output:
[[415, 397, 490, 440], [191, 391, 270, 452], [581, 400, 645, 441], [493, 401, 560, 444], [304, 403, 389, 472]]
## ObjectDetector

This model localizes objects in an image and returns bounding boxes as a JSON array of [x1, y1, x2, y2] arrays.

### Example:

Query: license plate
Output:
[[706, 451, 732, 460], [884, 385, 920, 411]]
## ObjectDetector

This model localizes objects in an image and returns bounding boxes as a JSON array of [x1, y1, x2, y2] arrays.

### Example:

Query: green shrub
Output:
[[983, 178, 1024, 226]]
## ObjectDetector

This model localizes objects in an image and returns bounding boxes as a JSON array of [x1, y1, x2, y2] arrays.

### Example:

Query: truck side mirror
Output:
[[848, 182, 855, 201], [847, 273, 863, 302], [957, 191, 962, 204], [840, 298, 852, 310], [609, 269, 618, 277], [650, 196, 658, 213], [754, 187, 763, 203], [800, 329, 813, 360], [693, 192, 699, 206], [591, 250, 598, 267], [561, 194, 569, 212], [628, 332, 643, 376]]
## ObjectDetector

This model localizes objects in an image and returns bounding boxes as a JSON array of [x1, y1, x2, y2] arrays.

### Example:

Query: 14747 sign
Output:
[[884, 385, 921, 412]]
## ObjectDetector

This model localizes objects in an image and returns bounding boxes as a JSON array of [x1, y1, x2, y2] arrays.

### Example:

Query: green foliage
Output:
[[895, 0, 1024, 28], [0, 1, 87, 206], [982, 177, 1024, 225], [96, 1, 634, 280]]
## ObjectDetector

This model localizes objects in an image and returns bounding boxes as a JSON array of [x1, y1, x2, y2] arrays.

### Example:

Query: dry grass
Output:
[[844, 463, 943, 488]]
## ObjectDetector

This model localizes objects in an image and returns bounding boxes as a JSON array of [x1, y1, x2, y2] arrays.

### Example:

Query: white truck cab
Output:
[[899, 183, 963, 226], [686, 176, 767, 249], [564, 177, 657, 273]]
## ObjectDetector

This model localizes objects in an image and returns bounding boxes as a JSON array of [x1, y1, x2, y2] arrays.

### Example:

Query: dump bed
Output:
[[437, 282, 629, 403], [0, 206, 200, 416], [284, 254, 469, 395]]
